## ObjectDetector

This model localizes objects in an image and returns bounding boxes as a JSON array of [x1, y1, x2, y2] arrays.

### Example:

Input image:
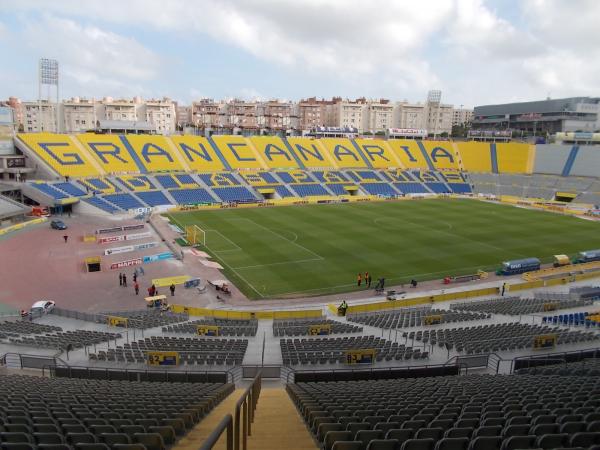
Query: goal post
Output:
[[185, 225, 206, 246]]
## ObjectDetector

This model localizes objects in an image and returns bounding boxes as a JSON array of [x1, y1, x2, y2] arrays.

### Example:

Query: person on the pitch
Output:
[[357, 273, 362, 287], [170, 284, 175, 297], [366, 272, 372, 288]]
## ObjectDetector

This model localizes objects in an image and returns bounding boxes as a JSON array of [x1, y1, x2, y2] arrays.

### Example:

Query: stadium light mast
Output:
[[427, 90, 442, 138], [38, 58, 59, 132]]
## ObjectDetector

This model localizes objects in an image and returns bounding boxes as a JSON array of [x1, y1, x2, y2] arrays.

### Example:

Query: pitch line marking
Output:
[[233, 257, 323, 270], [165, 215, 264, 298], [228, 218, 324, 261]]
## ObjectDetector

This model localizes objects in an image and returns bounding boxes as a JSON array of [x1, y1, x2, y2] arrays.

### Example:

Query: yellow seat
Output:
[[76, 133, 140, 174]]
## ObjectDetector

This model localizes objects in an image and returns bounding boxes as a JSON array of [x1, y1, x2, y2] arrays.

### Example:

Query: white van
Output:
[[30, 300, 55, 315]]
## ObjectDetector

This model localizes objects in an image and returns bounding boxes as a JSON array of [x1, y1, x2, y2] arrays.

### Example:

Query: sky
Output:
[[0, 0, 599, 108]]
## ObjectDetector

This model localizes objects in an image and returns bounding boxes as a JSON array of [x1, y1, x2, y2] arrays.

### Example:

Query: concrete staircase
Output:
[[245, 388, 317, 450], [173, 387, 317, 450]]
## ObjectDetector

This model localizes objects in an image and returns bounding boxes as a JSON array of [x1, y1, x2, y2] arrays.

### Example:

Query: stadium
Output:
[[2, 3, 600, 450]]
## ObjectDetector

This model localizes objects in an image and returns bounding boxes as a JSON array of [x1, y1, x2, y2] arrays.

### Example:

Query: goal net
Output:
[[185, 225, 206, 246]]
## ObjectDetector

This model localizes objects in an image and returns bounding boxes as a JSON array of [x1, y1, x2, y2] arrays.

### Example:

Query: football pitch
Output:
[[166, 199, 599, 300]]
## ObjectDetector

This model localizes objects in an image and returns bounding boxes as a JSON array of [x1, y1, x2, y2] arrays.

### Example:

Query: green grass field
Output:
[[166, 199, 599, 300]]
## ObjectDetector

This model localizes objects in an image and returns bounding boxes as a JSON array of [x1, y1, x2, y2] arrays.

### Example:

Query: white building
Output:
[[22, 101, 58, 133], [452, 108, 474, 126], [144, 98, 176, 135], [62, 97, 97, 133], [393, 102, 427, 130], [331, 98, 366, 131]]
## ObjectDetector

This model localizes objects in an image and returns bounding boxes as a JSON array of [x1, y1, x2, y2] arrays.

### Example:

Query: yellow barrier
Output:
[[107, 316, 128, 327], [524, 261, 600, 281], [196, 325, 220, 336], [0, 217, 47, 236], [152, 275, 191, 288], [147, 351, 179, 366], [337, 286, 500, 314], [508, 280, 545, 292], [169, 304, 322, 320]]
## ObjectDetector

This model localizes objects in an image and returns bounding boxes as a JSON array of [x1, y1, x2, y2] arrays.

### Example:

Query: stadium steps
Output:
[[192, 174, 224, 203], [271, 173, 302, 198], [245, 388, 318, 450], [173, 388, 246, 450]]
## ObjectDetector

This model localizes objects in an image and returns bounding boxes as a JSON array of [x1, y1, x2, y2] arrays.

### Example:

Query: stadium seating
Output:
[[455, 142, 493, 173], [84, 196, 121, 213], [419, 141, 460, 170], [533, 144, 572, 175], [570, 145, 600, 177], [360, 183, 398, 197], [264, 185, 295, 197], [495, 143, 533, 174], [211, 135, 264, 169], [163, 318, 258, 337], [123, 135, 185, 172], [52, 182, 87, 197], [281, 335, 428, 365], [319, 139, 369, 168], [394, 183, 429, 194], [102, 193, 144, 210], [169, 188, 216, 205], [347, 308, 489, 329], [249, 136, 301, 169], [198, 172, 240, 187], [327, 183, 357, 195], [353, 139, 400, 169], [0, 373, 233, 447], [99, 310, 189, 329], [18, 133, 101, 177], [413, 322, 597, 354], [451, 296, 592, 315], [9, 330, 121, 350], [346, 170, 382, 183], [312, 171, 350, 183], [30, 183, 69, 199], [117, 176, 156, 192], [238, 171, 279, 186], [135, 190, 172, 207], [275, 170, 315, 184], [88, 336, 248, 366], [169, 135, 226, 171], [212, 186, 257, 202], [76, 133, 141, 174], [381, 170, 416, 183], [0, 321, 62, 335], [287, 137, 335, 168], [79, 178, 119, 194], [273, 319, 362, 337], [387, 140, 430, 170], [288, 372, 600, 450], [291, 184, 330, 197]]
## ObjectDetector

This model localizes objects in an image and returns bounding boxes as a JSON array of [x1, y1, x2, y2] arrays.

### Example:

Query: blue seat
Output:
[[53, 183, 87, 197], [155, 175, 179, 189], [361, 183, 397, 197], [292, 184, 330, 197], [84, 197, 119, 213], [169, 188, 215, 205], [103, 194, 144, 210], [212, 187, 256, 202], [32, 183, 68, 199], [394, 183, 429, 194], [426, 183, 451, 194], [135, 191, 172, 207], [449, 183, 472, 194]]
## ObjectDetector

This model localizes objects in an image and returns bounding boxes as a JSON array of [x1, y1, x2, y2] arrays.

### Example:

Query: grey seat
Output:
[[366, 439, 398, 450], [400, 438, 435, 450], [325, 431, 353, 450], [474, 426, 501, 437], [570, 432, 600, 447], [331, 442, 363, 450], [355, 430, 383, 448], [467, 436, 501, 450], [347, 423, 372, 439], [444, 428, 472, 439], [415, 428, 443, 440], [560, 421, 587, 434], [319, 423, 345, 442], [386, 429, 413, 443], [434, 437, 469, 450], [0, 434, 32, 444], [100, 434, 131, 446], [112, 445, 148, 450], [67, 434, 97, 445], [37, 445, 71, 450], [535, 433, 568, 449], [147, 427, 176, 446], [530, 424, 559, 436], [0, 444, 35, 450], [133, 434, 164, 450], [74, 445, 111, 450], [499, 435, 536, 450]]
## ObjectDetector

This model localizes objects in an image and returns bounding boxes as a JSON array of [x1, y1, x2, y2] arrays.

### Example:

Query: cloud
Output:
[[16, 13, 162, 98], [2, 0, 600, 106]]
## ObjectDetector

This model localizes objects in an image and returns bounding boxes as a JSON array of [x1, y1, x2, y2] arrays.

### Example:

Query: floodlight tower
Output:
[[38, 58, 59, 132], [427, 90, 442, 138]]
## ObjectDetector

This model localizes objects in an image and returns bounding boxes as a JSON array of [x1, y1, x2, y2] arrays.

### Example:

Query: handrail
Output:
[[234, 371, 262, 450], [199, 414, 233, 450], [286, 361, 460, 384]]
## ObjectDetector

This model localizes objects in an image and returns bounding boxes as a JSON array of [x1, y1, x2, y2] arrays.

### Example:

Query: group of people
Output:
[[356, 271, 373, 288]]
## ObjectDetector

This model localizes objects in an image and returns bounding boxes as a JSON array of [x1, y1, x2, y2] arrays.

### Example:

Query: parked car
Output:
[[50, 220, 68, 230], [30, 300, 55, 315]]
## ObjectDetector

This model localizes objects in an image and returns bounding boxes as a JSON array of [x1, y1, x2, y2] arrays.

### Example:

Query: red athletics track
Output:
[[0, 215, 216, 313]]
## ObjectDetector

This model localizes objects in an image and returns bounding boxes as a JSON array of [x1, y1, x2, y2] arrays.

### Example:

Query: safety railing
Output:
[[199, 414, 233, 450], [234, 371, 262, 450]]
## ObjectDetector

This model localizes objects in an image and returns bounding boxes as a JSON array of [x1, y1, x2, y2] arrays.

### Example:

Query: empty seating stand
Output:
[[100, 310, 189, 330], [8, 330, 121, 350], [288, 372, 600, 450], [0, 373, 234, 449], [450, 296, 591, 315], [273, 319, 362, 337], [163, 318, 258, 337], [347, 308, 489, 329]]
